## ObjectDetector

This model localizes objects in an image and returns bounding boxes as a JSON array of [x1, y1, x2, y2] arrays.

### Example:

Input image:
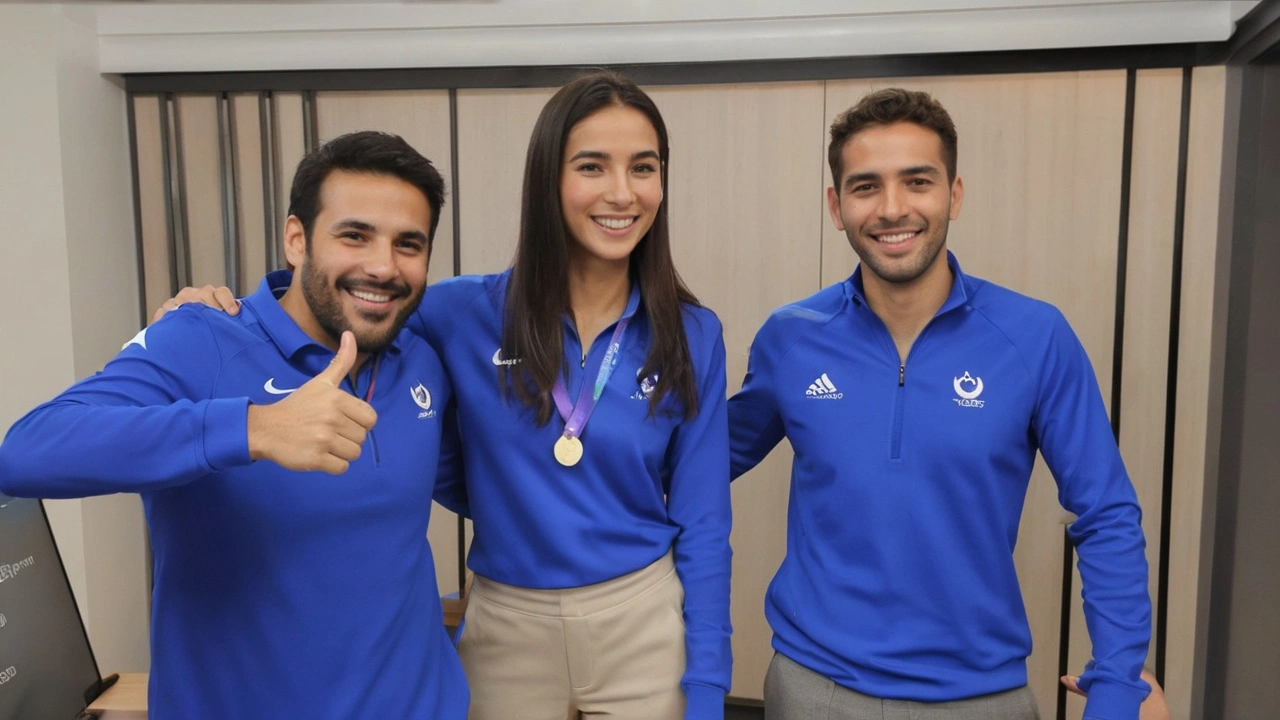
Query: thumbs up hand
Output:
[[246, 332, 379, 474]]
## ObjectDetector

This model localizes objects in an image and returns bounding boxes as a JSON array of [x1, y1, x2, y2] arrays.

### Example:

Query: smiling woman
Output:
[[411, 70, 733, 720]]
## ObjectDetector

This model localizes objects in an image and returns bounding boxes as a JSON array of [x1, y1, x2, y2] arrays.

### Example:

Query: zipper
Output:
[[890, 363, 906, 461], [347, 357, 382, 468]]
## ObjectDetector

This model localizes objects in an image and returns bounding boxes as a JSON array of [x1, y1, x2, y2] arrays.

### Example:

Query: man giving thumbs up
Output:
[[0, 131, 468, 720]]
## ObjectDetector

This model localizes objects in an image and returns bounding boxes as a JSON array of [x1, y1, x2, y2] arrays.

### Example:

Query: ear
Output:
[[826, 186, 846, 231], [949, 176, 965, 221], [283, 216, 308, 269]]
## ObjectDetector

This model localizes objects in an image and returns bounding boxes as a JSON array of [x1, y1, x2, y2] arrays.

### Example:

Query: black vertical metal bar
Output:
[[1154, 66, 1194, 686], [449, 87, 467, 595], [303, 89, 318, 152], [170, 95, 193, 290], [217, 92, 242, 295], [127, 94, 148, 329], [158, 94, 180, 295], [260, 92, 282, 270], [1057, 529, 1075, 720], [1111, 68, 1138, 442]]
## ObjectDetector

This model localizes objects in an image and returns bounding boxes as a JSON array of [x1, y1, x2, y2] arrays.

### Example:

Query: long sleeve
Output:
[[414, 291, 471, 518], [1034, 313, 1151, 720], [432, 400, 470, 517], [728, 317, 787, 481], [665, 315, 733, 720], [0, 311, 251, 499]]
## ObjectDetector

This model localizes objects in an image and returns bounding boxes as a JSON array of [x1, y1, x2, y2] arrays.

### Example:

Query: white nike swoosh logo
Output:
[[492, 349, 520, 366], [263, 378, 299, 395]]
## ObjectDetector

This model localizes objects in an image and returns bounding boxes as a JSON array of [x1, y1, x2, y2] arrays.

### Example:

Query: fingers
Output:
[[313, 331, 358, 387], [211, 285, 241, 315], [341, 395, 378, 431], [1060, 675, 1085, 697], [150, 285, 239, 325], [150, 297, 182, 325]]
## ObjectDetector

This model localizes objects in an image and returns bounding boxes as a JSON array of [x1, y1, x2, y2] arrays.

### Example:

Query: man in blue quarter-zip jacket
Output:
[[730, 89, 1152, 720], [0, 132, 467, 720]]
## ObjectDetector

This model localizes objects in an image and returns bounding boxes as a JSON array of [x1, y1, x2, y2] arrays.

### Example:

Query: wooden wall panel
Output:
[[454, 88, 556, 275], [1165, 64, 1225, 720], [647, 81, 827, 698], [231, 94, 268, 293], [1063, 67, 1183, 720], [273, 92, 307, 240], [174, 95, 226, 289], [132, 95, 173, 317], [824, 71, 1128, 718]]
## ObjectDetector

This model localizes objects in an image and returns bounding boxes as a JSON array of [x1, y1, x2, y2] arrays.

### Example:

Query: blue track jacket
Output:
[[0, 272, 468, 720], [729, 253, 1151, 720]]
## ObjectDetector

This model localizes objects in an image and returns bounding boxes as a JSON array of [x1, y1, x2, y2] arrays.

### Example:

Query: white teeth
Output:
[[594, 217, 635, 230], [350, 289, 392, 303], [877, 231, 917, 244]]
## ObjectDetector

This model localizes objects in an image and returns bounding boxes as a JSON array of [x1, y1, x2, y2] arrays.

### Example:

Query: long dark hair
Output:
[[502, 69, 700, 425]]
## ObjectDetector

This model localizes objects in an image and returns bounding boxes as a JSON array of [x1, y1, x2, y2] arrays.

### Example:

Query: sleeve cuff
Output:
[[1082, 678, 1149, 720], [684, 683, 725, 720], [202, 397, 252, 471]]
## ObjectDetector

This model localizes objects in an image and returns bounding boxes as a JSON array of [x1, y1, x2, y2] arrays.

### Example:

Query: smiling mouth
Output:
[[594, 216, 636, 230], [348, 288, 394, 303], [872, 230, 920, 245]]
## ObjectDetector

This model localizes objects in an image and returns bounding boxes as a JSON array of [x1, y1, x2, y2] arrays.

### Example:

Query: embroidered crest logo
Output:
[[952, 371, 985, 408], [411, 383, 436, 419]]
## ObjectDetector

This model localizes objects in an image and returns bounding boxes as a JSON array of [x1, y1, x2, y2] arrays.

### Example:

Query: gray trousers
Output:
[[764, 652, 1041, 720]]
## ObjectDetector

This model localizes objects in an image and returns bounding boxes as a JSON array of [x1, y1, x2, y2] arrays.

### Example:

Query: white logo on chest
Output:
[[953, 371, 985, 408], [411, 382, 436, 419]]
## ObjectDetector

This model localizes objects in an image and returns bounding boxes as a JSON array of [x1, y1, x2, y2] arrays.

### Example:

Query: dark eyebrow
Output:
[[899, 165, 943, 178], [330, 219, 428, 245], [842, 165, 943, 191], [329, 219, 377, 234], [842, 172, 881, 191], [567, 149, 661, 163]]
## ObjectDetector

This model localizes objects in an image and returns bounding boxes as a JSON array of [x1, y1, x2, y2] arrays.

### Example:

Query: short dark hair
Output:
[[828, 88, 958, 188], [287, 131, 446, 250]]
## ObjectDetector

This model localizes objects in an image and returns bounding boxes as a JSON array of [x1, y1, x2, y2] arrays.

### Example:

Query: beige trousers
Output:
[[457, 552, 687, 720]]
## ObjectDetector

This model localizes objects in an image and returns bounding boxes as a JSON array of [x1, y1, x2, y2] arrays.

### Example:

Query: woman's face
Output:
[[559, 105, 663, 269]]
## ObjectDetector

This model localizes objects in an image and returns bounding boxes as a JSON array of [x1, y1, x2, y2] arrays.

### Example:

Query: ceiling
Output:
[[62, 0, 1265, 73]]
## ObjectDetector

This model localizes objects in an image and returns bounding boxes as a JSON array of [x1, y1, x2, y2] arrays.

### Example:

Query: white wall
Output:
[[0, 3, 150, 674]]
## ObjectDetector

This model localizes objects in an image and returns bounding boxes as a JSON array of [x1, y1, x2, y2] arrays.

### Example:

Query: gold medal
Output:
[[554, 435, 583, 467]]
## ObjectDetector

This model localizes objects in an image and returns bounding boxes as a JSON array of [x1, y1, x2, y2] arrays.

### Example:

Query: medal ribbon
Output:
[[551, 318, 630, 441]]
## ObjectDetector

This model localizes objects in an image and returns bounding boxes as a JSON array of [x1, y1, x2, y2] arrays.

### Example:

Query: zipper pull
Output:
[[899, 364, 905, 386]]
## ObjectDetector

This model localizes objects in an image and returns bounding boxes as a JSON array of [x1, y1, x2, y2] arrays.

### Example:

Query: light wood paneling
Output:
[[174, 95, 226, 289], [1065, 67, 1183, 720], [1165, 64, 1225, 720], [273, 92, 307, 243], [231, 94, 268, 291], [648, 81, 827, 698], [133, 95, 173, 317], [314, 90, 456, 285], [455, 88, 556, 275], [314, 89, 464, 596], [824, 71, 1128, 718]]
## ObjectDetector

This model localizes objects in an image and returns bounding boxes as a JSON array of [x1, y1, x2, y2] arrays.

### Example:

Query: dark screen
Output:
[[0, 492, 102, 720]]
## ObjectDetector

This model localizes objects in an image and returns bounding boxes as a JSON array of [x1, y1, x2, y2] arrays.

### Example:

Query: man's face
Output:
[[827, 121, 964, 288], [283, 170, 432, 354]]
